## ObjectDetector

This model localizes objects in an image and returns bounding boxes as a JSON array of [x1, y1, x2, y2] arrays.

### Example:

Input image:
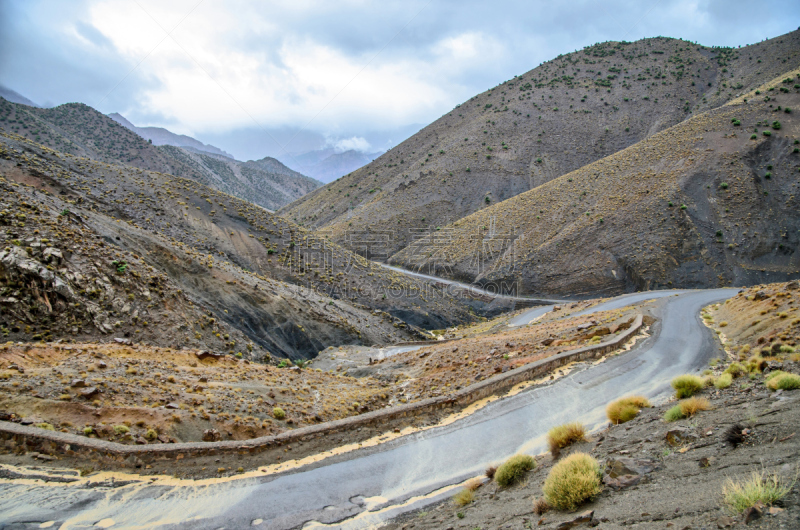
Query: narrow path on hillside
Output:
[[0, 288, 737, 530], [379, 263, 571, 304]]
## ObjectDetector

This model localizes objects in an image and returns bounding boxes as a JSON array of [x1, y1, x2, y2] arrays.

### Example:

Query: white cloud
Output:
[[330, 136, 372, 153]]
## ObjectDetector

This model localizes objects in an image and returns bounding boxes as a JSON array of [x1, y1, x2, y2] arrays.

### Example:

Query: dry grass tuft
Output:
[[606, 395, 651, 424], [722, 471, 794, 514], [495, 454, 536, 487], [485, 465, 497, 480], [766, 372, 800, 391], [452, 488, 474, 506], [542, 452, 602, 510], [532, 497, 550, 515], [714, 373, 733, 389], [679, 397, 711, 417], [671, 374, 704, 398], [547, 422, 586, 455]]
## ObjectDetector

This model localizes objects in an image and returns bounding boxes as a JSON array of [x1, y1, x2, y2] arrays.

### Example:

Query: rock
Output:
[[70, 379, 87, 388], [605, 457, 659, 478], [202, 429, 221, 442], [157, 434, 170, 444], [556, 510, 594, 528], [42, 247, 63, 263], [195, 351, 222, 361], [135, 436, 148, 445], [542, 338, 554, 346], [97, 361, 107, 369], [699, 456, 716, 468], [34, 453, 55, 461], [716, 516, 736, 528], [198, 376, 208, 383], [80, 387, 100, 398], [114, 338, 132, 345], [753, 290, 769, 301], [165, 402, 179, 409], [666, 427, 698, 447], [787, 281, 799, 290], [768, 506, 784, 515], [743, 502, 764, 524], [603, 473, 642, 490]]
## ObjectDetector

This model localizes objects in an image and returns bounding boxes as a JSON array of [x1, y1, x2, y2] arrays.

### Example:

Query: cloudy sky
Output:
[[1, 0, 798, 161]]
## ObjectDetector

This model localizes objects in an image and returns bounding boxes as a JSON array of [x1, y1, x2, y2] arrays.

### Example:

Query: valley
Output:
[[0, 23, 799, 530]]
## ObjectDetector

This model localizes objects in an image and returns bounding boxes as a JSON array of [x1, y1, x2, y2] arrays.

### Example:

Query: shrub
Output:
[[542, 453, 602, 510], [533, 497, 549, 515], [725, 362, 745, 378], [766, 373, 800, 391], [723, 472, 794, 514], [714, 373, 733, 389], [763, 130, 772, 137], [485, 465, 497, 479], [495, 454, 535, 487], [679, 397, 711, 417], [664, 405, 685, 422], [145, 428, 158, 441], [36, 423, 55, 431], [452, 488, 474, 506], [113, 425, 130, 435], [671, 374, 704, 398], [272, 407, 286, 420], [606, 395, 651, 424], [771, 121, 781, 130], [547, 422, 586, 454]]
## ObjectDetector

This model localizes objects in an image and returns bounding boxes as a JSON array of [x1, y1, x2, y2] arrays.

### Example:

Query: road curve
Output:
[[0, 289, 737, 530]]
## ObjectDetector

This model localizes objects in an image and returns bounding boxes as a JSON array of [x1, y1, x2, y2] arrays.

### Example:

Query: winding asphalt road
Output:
[[0, 288, 737, 530]]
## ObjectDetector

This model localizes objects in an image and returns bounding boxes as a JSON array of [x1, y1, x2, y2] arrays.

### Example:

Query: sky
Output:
[[1, 0, 798, 161]]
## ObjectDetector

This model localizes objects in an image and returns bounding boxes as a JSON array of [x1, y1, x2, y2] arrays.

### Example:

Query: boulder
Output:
[[666, 427, 698, 447], [556, 510, 594, 528], [202, 429, 221, 442], [80, 387, 100, 398]]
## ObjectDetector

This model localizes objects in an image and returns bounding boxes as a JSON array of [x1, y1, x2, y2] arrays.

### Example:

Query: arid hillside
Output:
[[0, 100, 321, 210], [0, 131, 483, 361], [389, 70, 800, 297], [281, 30, 800, 257]]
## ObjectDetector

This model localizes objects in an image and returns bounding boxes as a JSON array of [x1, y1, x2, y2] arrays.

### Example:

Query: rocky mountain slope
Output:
[[0, 131, 480, 361], [280, 30, 800, 257], [0, 100, 321, 210], [387, 69, 800, 297]]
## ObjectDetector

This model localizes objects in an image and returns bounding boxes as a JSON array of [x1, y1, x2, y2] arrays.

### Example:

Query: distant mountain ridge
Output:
[[0, 84, 39, 107], [0, 99, 322, 210], [279, 147, 382, 183], [108, 112, 233, 158]]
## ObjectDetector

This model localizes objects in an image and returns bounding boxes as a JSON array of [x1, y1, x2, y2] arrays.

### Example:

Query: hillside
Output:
[[0, 131, 481, 361], [0, 100, 321, 210], [280, 30, 800, 256], [389, 69, 800, 297], [107, 112, 233, 158]]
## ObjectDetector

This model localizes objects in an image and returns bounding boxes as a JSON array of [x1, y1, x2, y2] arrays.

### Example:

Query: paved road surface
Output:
[[0, 289, 737, 530]]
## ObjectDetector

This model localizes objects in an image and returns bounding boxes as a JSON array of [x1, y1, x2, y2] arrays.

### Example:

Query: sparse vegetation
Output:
[[722, 472, 794, 514], [606, 395, 651, 424], [542, 452, 602, 510], [495, 454, 535, 487], [671, 374, 704, 398], [547, 422, 586, 455]]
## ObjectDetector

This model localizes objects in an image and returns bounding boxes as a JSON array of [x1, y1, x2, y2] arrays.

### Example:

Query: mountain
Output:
[[0, 84, 39, 107], [0, 129, 481, 360], [0, 99, 322, 210], [389, 67, 800, 296], [280, 147, 382, 183], [107, 112, 234, 158], [280, 30, 800, 254]]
